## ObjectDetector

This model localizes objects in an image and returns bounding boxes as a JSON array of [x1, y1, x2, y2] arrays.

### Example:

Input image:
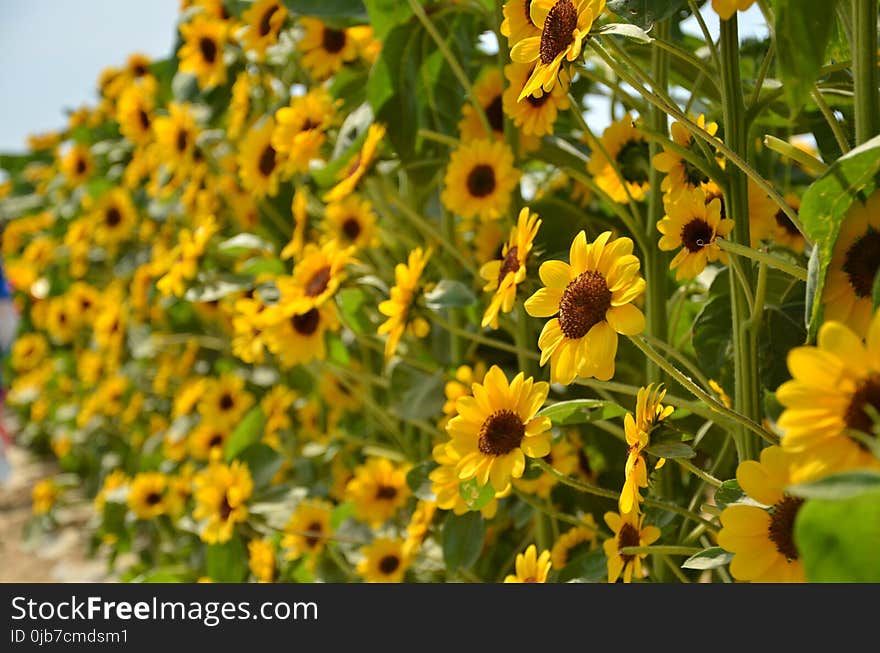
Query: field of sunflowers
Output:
[[2, 0, 879, 584]]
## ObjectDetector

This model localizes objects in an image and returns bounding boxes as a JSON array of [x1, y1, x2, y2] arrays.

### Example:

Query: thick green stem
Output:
[[646, 20, 671, 383], [719, 17, 760, 462], [853, 0, 880, 145]]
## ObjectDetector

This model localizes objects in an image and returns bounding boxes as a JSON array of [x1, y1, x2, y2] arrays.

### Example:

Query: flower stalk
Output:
[[853, 0, 880, 145]]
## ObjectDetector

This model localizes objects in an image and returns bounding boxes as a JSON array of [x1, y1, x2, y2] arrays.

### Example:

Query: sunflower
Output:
[[241, 0, 287, 57], [272, 88, 337, 173], [178, 16, 228, 89], [345, 457, 411, 527], [441, 139, 520, 221], [277, 240, 351, 313], [442, 363, 488, 425], [445, 365, 551, 492], [770, 193, 806, 254], [248, 538, 276, 583], [192, 461, 254, 544], [602, 510, 661, 583], [717, 446, 833, 583], [231, 297, 269, 365], [323, 193, 378, 250], [298, 17, 360, 79], [262, 385, 297, 444], [712, 0, 756, 20], [262, 301, 339, 369], [128, 472, 169, 520], [238, 117, 285, 198], [510, 0, 606, 100], [657, 187, 734, 281], [32, 479, 59, 516], [66, 281, 101, 327], [504, 544, 552, 582], [500, 0, 542, 46], [820, 189, 880, 337], [550, 515, 599, 568], [227, 71, 254, 141], [480, 207, 542, 329], [502, 62, 570, 137], [429, 442, 505, 518], [153, 102, 199, 177], [652, 114, 722, 200], [60, 144, 94, 186], [620, 384, 674, 515], [116, 79, 156, 146], [524, 230, 646, 384], [189, 422, 231, 461], [357, 538, 411, 583], [378, 246, 433, 360], [458, 68, 506, 142], [46, 297, 76, 345], [404, 500, 437, 554], [587, 115, 652, 203], [323, 123, 386, 202], [90, 187, 138, 249], [776, 310, 880, 470], [10, 334, 49, 373], [282, 499, 334, 560], [280, 188, 311, 260], [197, 374, 255, 430]]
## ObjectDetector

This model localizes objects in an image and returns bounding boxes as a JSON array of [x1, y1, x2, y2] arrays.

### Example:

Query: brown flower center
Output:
[[75, 156, 88, 175], [176, 128, 189, 153], [304, 521, 323, 549], [341, 217, 362, 242], [379, 554, 401, 575], [616, 139, 651, 184], [774, 209, 802, 237], [375, 485, 398, 500], [498, 246, 521, 285], [322, 27, 347, 54], [842, 228, 880, 298], [208, 433, 225, 448], [540, 0, 578, 65], [219, 393, 234, 411], [680, 218, 715, 253], [466, 164, 497, 198], [768, 496, 804, 561], [145, 492, 163, 506], [526, 89, 552, 107], [844, 374, 880, 442], [617, 522, 641, 565], [305, 265, 332, 297], [105, 207, 122, 227], [199, 37, 218, 64], [259, 5, 279, 37], [558, 270, 611, 339], [486, 94, 504, 134], [138, 109, 151, 131], [132, 62, 149, 77], [291, 308, 320, 336], [258, 144, 277, 177], [219, 495, 234, 521], [478, 409, 525, 456]]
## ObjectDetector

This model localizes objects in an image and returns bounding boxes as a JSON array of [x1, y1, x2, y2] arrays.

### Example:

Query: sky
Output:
[[0, 1, 767, 153]]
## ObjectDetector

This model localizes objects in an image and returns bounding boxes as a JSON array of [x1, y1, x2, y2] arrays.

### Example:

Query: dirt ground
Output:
[[0, 444, 115, 583]]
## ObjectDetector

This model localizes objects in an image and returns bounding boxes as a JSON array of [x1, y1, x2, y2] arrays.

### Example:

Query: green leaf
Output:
[[391, 369, 444, 421], [337, 286, 372, 334], [557, 549, 608, 583], [714, 479, 746, 510], [873, 263, 880, 310], [537, 399, 627, 425], [225, 407, 266, 462], [786, 470, 880, 500], [644, 442, 696, 459], [800, 135, 880, 338], [597, 23, 654, 43], [795, 488, 880, 582], [364, 0, 413, 40], [442, 512, 485, 573], [458, 478, 495, 511], [605, 0, 688, 29], [406, 461, 438, 501], [237, 443, 283, 488], [240, 257, 286, 277], [681, 547, 733, 570], [330, 501, 355, 530], [280, 0, 367, 22], [775, 0, 838, 112], [206, 535, 248, 582], [423, 280, 476, 309]]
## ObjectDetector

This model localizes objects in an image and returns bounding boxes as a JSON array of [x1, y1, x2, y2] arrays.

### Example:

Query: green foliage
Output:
[[606, 0, 688, 29], [206, 535, 249, 582], [538, 399, 627, 425], [681, 547, 733, 570], [442, 512, 484, 573], [225, 407, 267, 462]]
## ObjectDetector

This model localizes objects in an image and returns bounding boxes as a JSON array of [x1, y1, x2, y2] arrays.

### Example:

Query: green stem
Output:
[[675, 459, 722, 488], [852, 0, 880, 144], [809, 89, 851, 155], [717, 239, 808, 281], [619, 545, 701, 556]]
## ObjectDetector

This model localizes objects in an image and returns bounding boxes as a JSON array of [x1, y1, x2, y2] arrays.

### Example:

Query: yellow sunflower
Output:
[[587, 115, 651, 204], [510, 0, 606, 100], [446, 365, 552, 492], [90, 187, 138, 249], [10, 334, 49, 373], [718, 446, 832, 583], [524, 230, 646, 384], [550, 515, 599, 568], [192, 461, 254, 544], [298, 17, 359, 79], [282, 499, 334, 561], [323, 123, 385, 202], [277, 240, 351, 313], [262, 302, 339, 369], [189, 422, 231, 461], [500, 0, 542, 46], [821, 189, 880, 337], [602, 510, 661, 583], [502, 62, 570, 137], [323, 193, 378, 250], [197, 374, 255, 430], [32, 479, 59, 516], [657, 187, 734, 281], [116, 79, 156, 146], [272, 88, 337, 173], [652, 114, 722, 200], [429, 442, 504, 519], [356, 538, 411, 583], [231, 297, 268, 365], [345, 457, 411, 527], [128, 472, 169, 520], [441, 139, 520, 221], [281, 188, 311, 260], [227, 71, 254, 141], [458, 68, 506, 142], [479, 207, 542, 329], [152, 102, 199, 177], [248, 538, 275, 583], [178, 16, 228, 89], [504, 544, 552, 582], [241, 0, 287, 57], [60, 144, 94, 186], [712, 0, 757, 20], [770, 193, 807, 254], [238, 117, 286, 198], [776, 310, 880, 470], [46, 297, 76, 345], [620, 384, 674, 515], [378, 246, 433, 360]]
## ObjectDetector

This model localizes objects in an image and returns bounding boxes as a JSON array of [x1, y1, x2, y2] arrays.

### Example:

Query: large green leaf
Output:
[[775, 0, 839, 112], [206, 535, 249, 582], [606, 0, 688, 29], [442, 512, 485, 573], [538, 399, 627, 425], [363, 0, 414, 40], [225, 407, 267, 462]]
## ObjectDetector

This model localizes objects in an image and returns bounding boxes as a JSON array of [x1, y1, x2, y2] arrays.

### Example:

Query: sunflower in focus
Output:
[[178, 16, 228, 89], [712, 0, 756, 20], [60, 144, 94, 186], [446, 365, 552, 492], [378, 246, 433, 360], [272, 88, 337, 173], [459, 68, 505, 142], [525, 230, 646, 384], [479, 207, 541, 329], [510, 0, 606, 100], [602, 510, 661, 583], [502, 62, 570, 137], [500, 0, 541, 46], [429, 442, 504, 518], [323, 194, 378, 250], [652, 114, 722, 200], [345, 457, 411, 527], [238, 117, 285, 198], [658, 187, 734, 281], [241, 0, 287, 57], [776, 310, 880, 470], [587, 115, 652, 204], [298, 18, 359, 79], [820, 189, 880, 337], [128, 472, 169, 520], [620, 384, 673, 515], [357, 538, 411, 583], [283, 499, 334, 561], [504, 544, 552, 582], [323, 123, 385, 202], [441, 139, 520, 221]]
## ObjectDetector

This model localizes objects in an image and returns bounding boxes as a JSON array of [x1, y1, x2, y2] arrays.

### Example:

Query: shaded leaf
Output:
[[681, 547, 733, 570], [225, 407, 266, 462], [443, 512, 485, 572]]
